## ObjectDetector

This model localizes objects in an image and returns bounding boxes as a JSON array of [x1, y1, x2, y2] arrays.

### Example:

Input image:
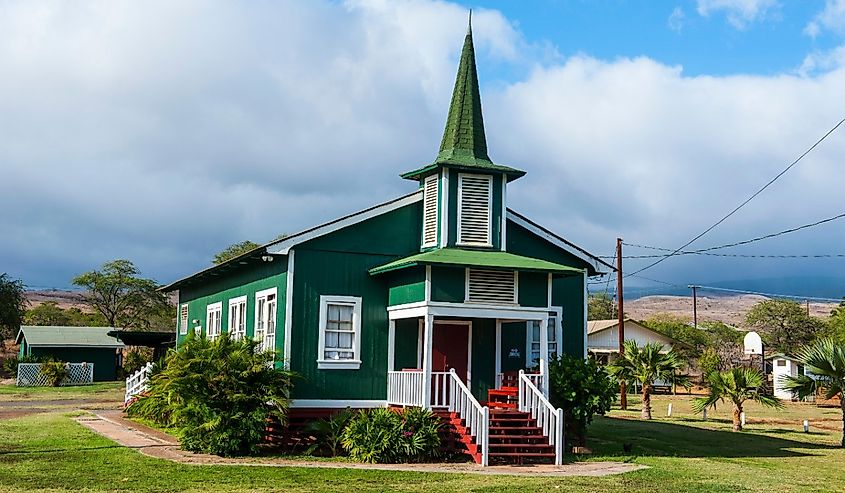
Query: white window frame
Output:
[[254, 288, 278, 355], [228, 296, 247, 340], [456, 173, 493, 247], [206, 302, 222, 340], [317, 295, 362, 370], [179, 304, 189, 335], [526, 308, 563, 367], [421, 174, 439, 248]]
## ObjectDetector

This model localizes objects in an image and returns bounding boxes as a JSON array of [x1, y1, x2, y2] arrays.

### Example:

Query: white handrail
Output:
[[448, 369, 490, 466], [387, 370, 424, 407], [125, 362, 154, 404], [519, 369, 565, 466]]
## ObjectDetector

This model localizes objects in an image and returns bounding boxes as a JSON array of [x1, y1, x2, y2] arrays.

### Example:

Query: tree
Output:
[[607, 341, 688, 420], [72, 260, 172, 331], [588, 293, 617, 321], [0, 273, 26, 340], [823, 298, 845, 345], [547, 354, 617, 445], [24, 302, 107, 327], [643, 314, 708, 360], [782, 338, 845, 447], [212, 241, 260, 265], [746, 299, 826, 354], [693, 367, 782, 431]]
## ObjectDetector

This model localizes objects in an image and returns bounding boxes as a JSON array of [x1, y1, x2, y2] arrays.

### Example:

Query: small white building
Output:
[[587, 319, 678, 363], [767, 354, 806, 400]]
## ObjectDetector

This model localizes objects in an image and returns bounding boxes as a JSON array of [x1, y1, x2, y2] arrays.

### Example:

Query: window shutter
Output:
[[467, 269, 516, 304], [422, 175, 438, 247], [458, 174, 492, 245]]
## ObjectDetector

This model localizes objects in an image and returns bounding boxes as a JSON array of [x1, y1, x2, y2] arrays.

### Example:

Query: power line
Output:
[[626, 117, 845, 277], [607, 252, 845, 259], [695, 285, 843, 302]]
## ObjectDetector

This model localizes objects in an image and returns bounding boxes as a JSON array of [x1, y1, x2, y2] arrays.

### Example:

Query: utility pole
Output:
[[688, 285, 699, 329], [616, 237, 627, 410], [806, 299, 810, 317]]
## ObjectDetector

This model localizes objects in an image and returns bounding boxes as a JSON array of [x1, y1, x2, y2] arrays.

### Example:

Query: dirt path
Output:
[[78, 410, 646, 477]]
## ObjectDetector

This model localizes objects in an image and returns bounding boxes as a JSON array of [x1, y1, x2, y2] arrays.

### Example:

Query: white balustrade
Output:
[[124, 362, 154, 403], [518, 368, 565, 466], [448, 369, 490, 466]]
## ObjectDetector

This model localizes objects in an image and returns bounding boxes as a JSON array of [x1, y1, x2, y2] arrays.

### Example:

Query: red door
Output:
[[432, 323, 469, 382]]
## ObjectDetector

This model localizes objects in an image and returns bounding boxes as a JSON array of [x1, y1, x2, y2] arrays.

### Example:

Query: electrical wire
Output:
[[694, 285, 843, 302]]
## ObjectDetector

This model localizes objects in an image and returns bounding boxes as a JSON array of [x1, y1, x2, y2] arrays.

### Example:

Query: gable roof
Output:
[[587, 319, 688, 349], [507, 209, 613, 275], [16, 326, 124, 348], [369, 248, 584, 276], [400, 17, 525, 182]]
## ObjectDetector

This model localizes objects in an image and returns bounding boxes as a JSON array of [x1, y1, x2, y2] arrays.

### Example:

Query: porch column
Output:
[[387, 319, 396, 372], [539, 317, 548, 396], [421, 313, 434, 409]]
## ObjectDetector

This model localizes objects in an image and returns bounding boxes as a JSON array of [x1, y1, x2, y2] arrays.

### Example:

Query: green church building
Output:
[[161, 22, 610, 465]]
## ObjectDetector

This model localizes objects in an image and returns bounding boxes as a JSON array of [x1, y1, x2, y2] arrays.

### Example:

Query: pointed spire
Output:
[[435, 11, 490, 165]]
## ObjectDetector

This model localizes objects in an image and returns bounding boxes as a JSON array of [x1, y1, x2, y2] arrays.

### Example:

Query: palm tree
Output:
[[693, 367, 781, 431], [782, 338, 845, 447], [608, 340, 688, 419]]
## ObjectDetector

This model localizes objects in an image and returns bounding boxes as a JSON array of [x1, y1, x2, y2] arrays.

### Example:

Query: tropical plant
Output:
[[693, 367, 782, 431], [305, 408, 354, 457], [2, 354, 38, 376], [547, 354, 616, 445], [0, 273, 26, 340], [782, 338, 845, 447], [746, 299, 826, 354], [697, 347, 721, 382], [39, 359, 68, 387], [607, 340, 689, 419], [126, 332, 294, 456], [122, 347, 152, 376], [587, 293, 617, 321], [24, 301, 107, 327], [212, 241, 261, 264], [340, 408, 441, 463]]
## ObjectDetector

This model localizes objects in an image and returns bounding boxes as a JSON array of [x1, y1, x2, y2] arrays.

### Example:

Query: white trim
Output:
[[552, 306, 563, 358], [387, 319, 396, 372], [267, 190, 422, 255], [254, 287, 278, 355], [421, 314, 434, 407], [422, 174, 439, 248], [417, 322, 423, 368], [284, 251, 295, 368], [582, 271, 588, 359], [501, 177, 507, 250], [514, 271, 520, 304], [228, 295, 247, 340], [291, 399, 386, 409], [464, 268, 469, 303], [547, 273, 553, 308], [440, 168, 450, 248], [388, 301, 549, 322], [495, 320, 502, 379], [456, 173, 493, 247], [506, 210, 610, 274], [317, 295, 363, 370], [179, 303, 189, 336], [206, 302, 222, 340], [467, 322, 473, 387], [425, 265, 432, 302]]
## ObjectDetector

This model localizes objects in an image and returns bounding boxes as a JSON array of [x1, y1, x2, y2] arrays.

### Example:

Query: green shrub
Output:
[[548, 354, 616, 446], [305, 408, 354, 457], [126, 333, 294, 457], [2, 354, 38, 376], [39, 359, 68, 387], [341, 407, 441, 463], [122, 347, 152, 376]]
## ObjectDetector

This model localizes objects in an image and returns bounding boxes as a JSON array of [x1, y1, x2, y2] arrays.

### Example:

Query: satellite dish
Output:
[[744, 331, 763, 355]]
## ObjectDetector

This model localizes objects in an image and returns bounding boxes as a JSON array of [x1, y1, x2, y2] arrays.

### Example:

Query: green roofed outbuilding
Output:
[[16, 326, 124, 381]]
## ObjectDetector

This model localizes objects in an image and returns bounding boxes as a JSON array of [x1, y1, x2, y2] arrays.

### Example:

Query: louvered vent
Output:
[[422, 175, 438, 247], [458, 174, 492, 245], [467, 269, 516, 304]]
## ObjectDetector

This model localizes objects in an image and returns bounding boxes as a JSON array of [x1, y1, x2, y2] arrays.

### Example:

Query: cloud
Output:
[[696, 0, 779, 29], [668, 7, 685, 33], [804, 0, 845, 38], [1, 0, 845, 289]]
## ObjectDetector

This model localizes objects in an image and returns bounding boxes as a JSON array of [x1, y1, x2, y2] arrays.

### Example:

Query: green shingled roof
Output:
[[368, 248, 583, 276], [15, 326, 124, 348], [401, 17, 525, 182]]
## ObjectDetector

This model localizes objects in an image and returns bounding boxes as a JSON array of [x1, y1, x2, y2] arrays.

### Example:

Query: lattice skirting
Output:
[[16, 362, 95, 387]]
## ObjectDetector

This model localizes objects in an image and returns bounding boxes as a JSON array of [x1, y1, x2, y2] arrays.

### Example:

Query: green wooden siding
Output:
[[517, 271, 548, 307], [500, 321, 527, 372], [28, 347, 119, 381], [393, 318, 419, 370], [176, 260, 287, 358], [288, 201, 423, 401], [386, 268, 426, 306], [430, 266, 465, 302]]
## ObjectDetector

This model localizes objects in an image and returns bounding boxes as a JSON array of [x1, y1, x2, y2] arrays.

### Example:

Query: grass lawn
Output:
[[0, 392, 843, 492], [0, 382, 124, 402]]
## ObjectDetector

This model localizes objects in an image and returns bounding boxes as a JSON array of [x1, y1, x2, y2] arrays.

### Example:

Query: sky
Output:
[[2, 0, 845, 296]]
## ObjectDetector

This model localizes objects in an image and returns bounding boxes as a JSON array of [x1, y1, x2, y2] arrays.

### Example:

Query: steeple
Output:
[[401, 13, 525, 181]]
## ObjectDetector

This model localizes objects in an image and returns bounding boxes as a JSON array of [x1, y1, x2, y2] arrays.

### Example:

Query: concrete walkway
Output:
[[77, 410, 646, 477]]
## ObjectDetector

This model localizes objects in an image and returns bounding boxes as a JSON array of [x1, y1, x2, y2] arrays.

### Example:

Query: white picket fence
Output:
[[15, 362, 94, 387], [124, 362, 154, 403]]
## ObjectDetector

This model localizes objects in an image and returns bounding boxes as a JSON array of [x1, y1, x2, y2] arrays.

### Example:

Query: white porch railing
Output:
[[498, 358, 548, 397], [387, 370, 424, 407], [125, 362, 154, 404], [16, 362, 94, 387], [448, 369, 490, 466], [518, 368, 564, 466]]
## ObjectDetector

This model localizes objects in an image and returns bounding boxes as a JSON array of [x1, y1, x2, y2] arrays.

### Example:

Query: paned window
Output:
[[206, 302, 222, 340], [228, 296, 247, 340], [317, 295, 362, 370], [179, 304, 189, 335], [255, 288, 277, 354], [457, 173, 492, 246], [527, 312, 561, 366], [422, 174, 439, 247]]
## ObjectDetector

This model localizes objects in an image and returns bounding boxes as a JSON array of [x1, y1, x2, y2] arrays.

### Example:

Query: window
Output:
[[776, 359, 786, 367], [228, 296, 247, 340], [255, 288, 277, 354], [457, 173, 492, 246], [206, 302, 222, 340], [179, 304, 189, 335], [467, 269, 516, 304], [318, 295, 362, 370], [422, 174, 439, 247], [527, 311, 562, 366]]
